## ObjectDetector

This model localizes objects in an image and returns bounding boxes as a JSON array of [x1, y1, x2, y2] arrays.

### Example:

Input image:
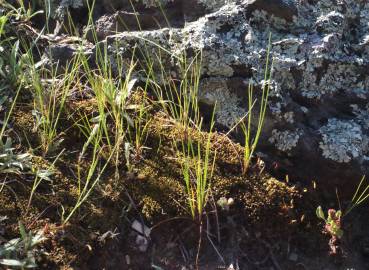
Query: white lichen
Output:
[[137, 0, 174, 8], [199, 77, 246, 128], [316, 11, 345, 33], [283, 112, 294, 124], [319, 119, 369, 163], [269, 129, 301, 152], [351, 104, 369, 130], [59, 0, 83, 8], [54, 0, 84, 18], [198, 0, 228, 11]]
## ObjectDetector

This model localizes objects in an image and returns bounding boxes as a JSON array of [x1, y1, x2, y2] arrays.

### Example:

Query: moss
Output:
[[140, 196, 162, 220], [123, 112, 300, 226]]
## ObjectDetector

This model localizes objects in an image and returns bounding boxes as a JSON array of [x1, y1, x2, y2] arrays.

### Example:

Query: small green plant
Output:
[[239, 34, 273, 175], [0, 79, 30, 175], [0, 137, 31, 175], [316, 176, 369, 254], [26, 52, 80, 154], [26, 150, 63, 212], [180, 134, 216, 221], [127, 88, 152, 162], [316, 206, 343, 238], [1, 0, 44, 22], [316, 206, 343, 255], [0, 0, 46, 97], [62, 132, 116, 224], [0, 38, 24, 92], [0, 222, 46, 269]]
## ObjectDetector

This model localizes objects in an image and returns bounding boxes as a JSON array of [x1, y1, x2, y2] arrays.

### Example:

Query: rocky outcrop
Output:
[[49, 0, 369, 196]]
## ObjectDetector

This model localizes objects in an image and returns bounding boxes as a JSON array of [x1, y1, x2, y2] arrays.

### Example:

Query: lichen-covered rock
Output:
[[47, 0, 369, 195], [319, 119, 369, 163], [199, 77, 247, 127]]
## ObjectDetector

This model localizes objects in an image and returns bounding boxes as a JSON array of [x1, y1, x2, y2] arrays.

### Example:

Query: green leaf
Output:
[[0, 16, 7, 37], [18, 221, 27, 240], [316, 206, 325, 220], [36, 169, 54, 182], [335, 228, 344, 239], [335, 210, 342, 219]]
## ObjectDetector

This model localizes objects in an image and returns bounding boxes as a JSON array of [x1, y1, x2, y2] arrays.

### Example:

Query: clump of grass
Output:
[[154, 49, 215, 219], [131, 33, 217, 220], [147, 50, 202, 131], [76, 41, 139, 173], [0, 221, 46, 269], [26, 150, 64, 213], [62, 133, 115, 224], [24, 51, 81, 154], [179, 121, 217, 267], [179, 119, 216, 221], [0, 84, 30, 175], [240, 33, 273, 175], [127, 87, 152, 162]]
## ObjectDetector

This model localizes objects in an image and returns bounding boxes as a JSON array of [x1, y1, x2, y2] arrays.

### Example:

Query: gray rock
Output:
[[288, 252, 298, 262]]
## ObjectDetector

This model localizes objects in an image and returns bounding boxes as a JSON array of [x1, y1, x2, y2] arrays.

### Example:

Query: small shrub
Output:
[[0, 137, 30, 174], [316, 176, 369, 255], [0, 222, 46, 269]]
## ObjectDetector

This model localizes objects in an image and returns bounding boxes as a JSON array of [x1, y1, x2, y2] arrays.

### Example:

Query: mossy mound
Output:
[[124, 111, 300, 225], [0, 91, 302, 268]]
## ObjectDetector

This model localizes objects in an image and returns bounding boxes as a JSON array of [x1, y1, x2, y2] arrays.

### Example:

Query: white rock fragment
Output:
[[132, 220, 151, 252], [288, 252, 298, 262]]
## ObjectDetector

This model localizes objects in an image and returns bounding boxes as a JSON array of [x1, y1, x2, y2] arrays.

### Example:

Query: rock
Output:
[[288, 252, 298, 262], [246, 0, 298, 22], [91, 0, 208, 40], [91, 8, 182, 40], [131, 220, 151, 252], [46, 42, 93, 71], [48, 44, 78, 64]]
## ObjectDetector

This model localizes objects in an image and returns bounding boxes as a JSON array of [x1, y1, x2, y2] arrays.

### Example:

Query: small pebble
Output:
[[125, 254, 130, 265], [288, 252, 298, 262]]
